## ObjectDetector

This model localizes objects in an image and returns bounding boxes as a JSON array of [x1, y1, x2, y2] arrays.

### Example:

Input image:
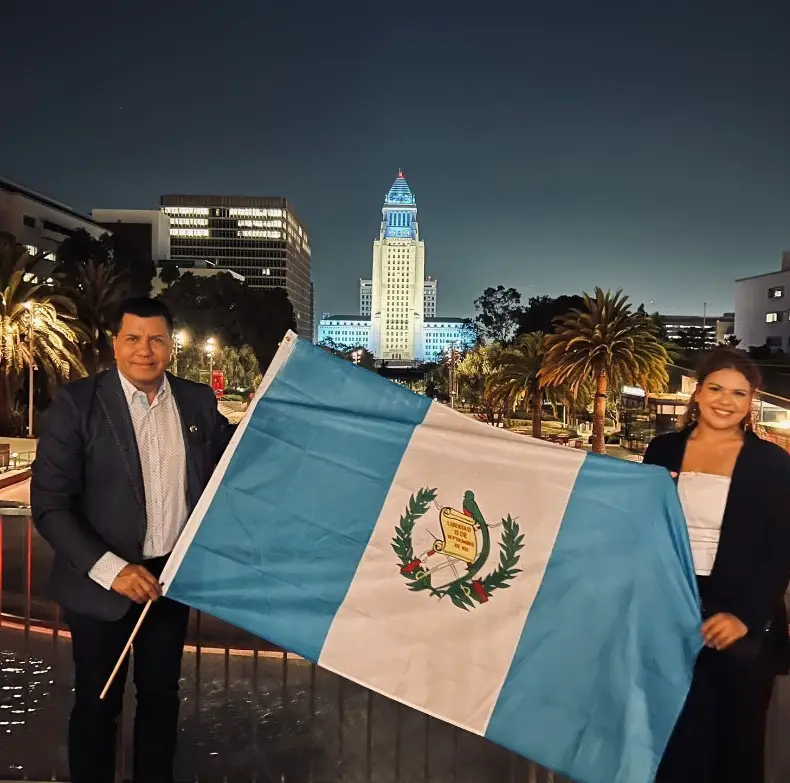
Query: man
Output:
[[31, 298, 234, 783]]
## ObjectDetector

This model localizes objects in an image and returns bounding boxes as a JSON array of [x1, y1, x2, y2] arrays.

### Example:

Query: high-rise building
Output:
[[160, 194, 313, 339], [359, 278, 373, 316], [319, 172, 470, 362], [368, 172, 425, 360], [360, 274, 437, 319], [423, 276, 437, 318]]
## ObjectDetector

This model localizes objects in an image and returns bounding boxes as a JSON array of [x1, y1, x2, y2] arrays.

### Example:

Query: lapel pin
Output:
[[189, 425, 198, 433]]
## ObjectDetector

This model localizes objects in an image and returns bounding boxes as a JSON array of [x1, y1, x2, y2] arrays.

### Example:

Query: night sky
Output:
[[2, 1, 789, 321]]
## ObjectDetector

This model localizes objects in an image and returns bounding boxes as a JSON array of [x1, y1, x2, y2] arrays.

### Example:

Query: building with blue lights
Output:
[[317, 171, 474, 362], [316, 314, 370, 349], [316, 314, 474, 363], [368, 171, 425, 360]]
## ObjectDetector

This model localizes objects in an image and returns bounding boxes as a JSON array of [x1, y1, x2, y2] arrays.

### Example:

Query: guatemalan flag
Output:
[[160, 332, 702, 783]]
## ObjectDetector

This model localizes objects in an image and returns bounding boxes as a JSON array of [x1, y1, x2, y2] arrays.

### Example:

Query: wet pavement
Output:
[[0, 626, 546, 782]]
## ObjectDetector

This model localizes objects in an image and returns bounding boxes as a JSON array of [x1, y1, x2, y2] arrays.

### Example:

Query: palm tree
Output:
[[487, 332, 548, 438], [61, 258, 129, 372], [0, 233, 86, 432], [540, 288, 670, 454]]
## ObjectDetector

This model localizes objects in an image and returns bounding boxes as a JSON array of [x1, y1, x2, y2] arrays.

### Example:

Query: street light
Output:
[[205, 337, 216, 379], [447, 341, 458, 409], [351, 349, 361, 366], [173, 329, 188, 376], [24, 301, 36, 437]]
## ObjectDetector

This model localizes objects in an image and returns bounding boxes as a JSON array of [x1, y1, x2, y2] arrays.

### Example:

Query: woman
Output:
[[644, 348, 790, 782]]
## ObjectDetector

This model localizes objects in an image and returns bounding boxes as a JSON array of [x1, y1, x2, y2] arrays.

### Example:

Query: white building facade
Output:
[[0, 177, 107, 258], [317, 315, 371, 350], [317, 313, 474, 362], [735, 253, 790, 350], [92, 209, 171, 262], [368, 172, 425, 361], [360, 274, 437, 319]]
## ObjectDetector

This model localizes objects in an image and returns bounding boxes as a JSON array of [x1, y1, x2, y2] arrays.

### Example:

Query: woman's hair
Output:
[[681, 347, 761, 429]]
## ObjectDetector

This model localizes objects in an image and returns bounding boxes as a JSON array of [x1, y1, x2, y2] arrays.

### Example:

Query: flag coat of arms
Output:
[[160, 332, 702, 783]]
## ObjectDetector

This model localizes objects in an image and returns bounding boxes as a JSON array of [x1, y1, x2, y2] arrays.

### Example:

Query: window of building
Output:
[[766, 336, 782, 347], [23, 214, 35, 228], [769, 286, 785, 299], [766, 312, 783, 323], [42, 219, 73, 236]]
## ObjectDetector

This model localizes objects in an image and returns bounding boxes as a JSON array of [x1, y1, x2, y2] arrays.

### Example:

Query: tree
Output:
[[58, 228, 154, 297], [672, 327, 707, 353], [158, 263, 181, 286], [214, 344, 260, 390], [473, 286, 522, 344], [540, 288, 670, 454], [487, 332, 549, 438], [0, 233, 85, 432], [649, 311, 668, 341], [157, 272, 296, 372], [455, 343, 507, 425], [318, 340, 376, 370], [724, 334, 741, 348], [516, 295, 584, 336], [57, 258, 129, 373]]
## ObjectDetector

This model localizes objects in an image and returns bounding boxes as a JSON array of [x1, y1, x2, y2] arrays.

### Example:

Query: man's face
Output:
[[113, 314, 173, 388]]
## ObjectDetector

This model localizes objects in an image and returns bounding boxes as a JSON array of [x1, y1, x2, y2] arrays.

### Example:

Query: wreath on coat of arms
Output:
[[391, 488, 524, 611]]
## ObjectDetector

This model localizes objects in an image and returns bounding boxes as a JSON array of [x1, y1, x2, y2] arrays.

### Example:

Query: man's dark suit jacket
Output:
[[643, 427, 790, 672], [31, 369, 234, 621]]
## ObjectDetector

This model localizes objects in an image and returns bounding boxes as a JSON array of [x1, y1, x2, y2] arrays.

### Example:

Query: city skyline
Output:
[[2, 3, 789, 322]]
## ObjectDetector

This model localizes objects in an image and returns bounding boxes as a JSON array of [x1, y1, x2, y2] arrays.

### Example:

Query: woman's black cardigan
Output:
[[643, 428, 790, 672]]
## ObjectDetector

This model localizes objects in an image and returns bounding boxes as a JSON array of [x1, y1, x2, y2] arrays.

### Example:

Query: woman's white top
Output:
[[677, 472, 731, 576]]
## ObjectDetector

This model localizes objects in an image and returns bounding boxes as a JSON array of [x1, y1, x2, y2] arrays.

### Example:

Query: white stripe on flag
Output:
[[318, 401, 587, 735]]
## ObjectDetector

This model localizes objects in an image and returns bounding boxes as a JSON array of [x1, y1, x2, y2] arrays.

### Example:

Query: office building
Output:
[[368, 172, 425, 360], [660, 314, 728, 349], [0, 176, 107, 260], [161, 194, 313, 339], [360, 274, 437, 318], [92, 209, 170, 295], [735, 252, 790, 350]]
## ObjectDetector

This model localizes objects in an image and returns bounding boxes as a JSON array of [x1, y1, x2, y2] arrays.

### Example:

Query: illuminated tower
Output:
[[368, 171, 425, 360]]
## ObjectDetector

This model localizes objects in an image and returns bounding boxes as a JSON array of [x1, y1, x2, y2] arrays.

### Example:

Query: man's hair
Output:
[[111, 298, 174, 335]]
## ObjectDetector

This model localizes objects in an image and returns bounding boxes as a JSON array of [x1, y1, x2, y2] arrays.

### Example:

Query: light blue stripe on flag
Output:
[[166, 339, 431, 661], [486, 453, 701, 783]]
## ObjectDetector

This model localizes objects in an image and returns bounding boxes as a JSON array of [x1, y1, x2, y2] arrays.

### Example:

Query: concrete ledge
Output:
[[0, 467, 31, 490]]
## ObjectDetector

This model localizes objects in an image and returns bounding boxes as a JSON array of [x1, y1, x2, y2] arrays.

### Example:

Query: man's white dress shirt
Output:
[[88, 371, 189, 590]]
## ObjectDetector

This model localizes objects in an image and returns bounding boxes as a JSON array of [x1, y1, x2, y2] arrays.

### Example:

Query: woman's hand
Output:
[[702, 612, 748, 650]]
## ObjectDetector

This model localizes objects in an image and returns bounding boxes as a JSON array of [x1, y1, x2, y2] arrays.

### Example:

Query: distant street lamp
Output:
[[24, 301, 37, 437], [205, 337, 216, 379], [173, 329, 188, 376], [447, 341, 459, 409], [351, 349, 362, 366]]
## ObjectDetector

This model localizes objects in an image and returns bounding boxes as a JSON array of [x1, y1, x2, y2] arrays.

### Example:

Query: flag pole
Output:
[[99, 600, 153, 700], [99, 332, 299, 702]]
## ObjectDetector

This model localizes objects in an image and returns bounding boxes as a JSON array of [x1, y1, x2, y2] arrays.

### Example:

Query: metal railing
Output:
[[0, 508, 570, 782]]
